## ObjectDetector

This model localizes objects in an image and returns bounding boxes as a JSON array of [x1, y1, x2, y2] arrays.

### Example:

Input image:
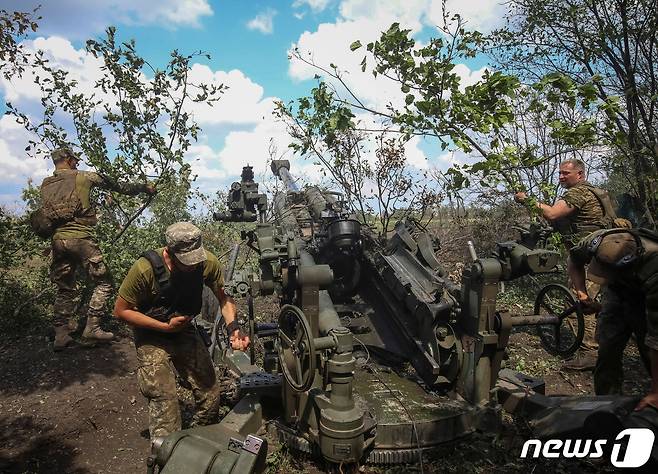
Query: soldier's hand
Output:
[[514, 192, 528, 203], [166, 315, 192, 332], [577, 297, 602, 315], [145, 183, 157, 195], [635, 392, 658, 411], [229, 330, 250, 351]]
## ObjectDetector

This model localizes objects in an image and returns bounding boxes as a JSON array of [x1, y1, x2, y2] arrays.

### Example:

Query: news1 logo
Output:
[[520, 428, 655, 468]]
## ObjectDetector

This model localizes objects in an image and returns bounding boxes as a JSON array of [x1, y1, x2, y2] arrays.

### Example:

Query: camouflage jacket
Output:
[[48, 170, 148, 240], [552, 181, 607, 248]]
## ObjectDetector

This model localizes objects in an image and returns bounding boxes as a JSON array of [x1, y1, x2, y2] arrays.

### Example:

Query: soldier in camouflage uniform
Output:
[[44, 148, 155, 351], [113, 222, 250, 438], [568, 228, 658, 410], [515, 159, 609, 370]]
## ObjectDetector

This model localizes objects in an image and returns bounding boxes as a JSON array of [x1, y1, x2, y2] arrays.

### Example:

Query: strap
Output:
[[582, 184, 617, 219], [140, 250, 169, 289]]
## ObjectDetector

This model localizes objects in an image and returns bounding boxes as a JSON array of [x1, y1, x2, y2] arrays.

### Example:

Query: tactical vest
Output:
[[583, 184, 631, 230], [40, 171, 97, 226], [554, 183, 630, 243], [138, 250, 205, 322]]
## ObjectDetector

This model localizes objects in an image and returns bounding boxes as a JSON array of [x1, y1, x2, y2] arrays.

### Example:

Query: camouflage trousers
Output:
[[50, 238, 113, 326], [135, 327, 221, 439], [594, 287, 652, 395], [581, 279, 601, 352]]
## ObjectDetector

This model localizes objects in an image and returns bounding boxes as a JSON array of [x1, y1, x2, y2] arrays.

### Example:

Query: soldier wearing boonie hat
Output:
[[113, 222, 250, 438], [40, 146, 156, 352], [568, 228, 658, 411]]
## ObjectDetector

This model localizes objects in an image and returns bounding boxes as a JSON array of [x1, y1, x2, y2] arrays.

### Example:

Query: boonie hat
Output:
[[588, 232, 638, 283], [165, 222, 207, 266], [51, 147, 79, 163]]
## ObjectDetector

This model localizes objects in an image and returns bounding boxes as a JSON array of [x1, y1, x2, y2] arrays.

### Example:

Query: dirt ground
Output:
[[0, 324, 651, 474]]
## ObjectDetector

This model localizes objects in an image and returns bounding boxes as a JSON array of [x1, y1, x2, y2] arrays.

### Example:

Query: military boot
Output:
[[53, 325, 74, 352], [81, 316, 115, 343], [562, 350, 597, 371], [67, 316, 79, 332]]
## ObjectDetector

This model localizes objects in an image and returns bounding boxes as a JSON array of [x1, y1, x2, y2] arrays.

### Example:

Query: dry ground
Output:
[[0, 324, 651, 474]]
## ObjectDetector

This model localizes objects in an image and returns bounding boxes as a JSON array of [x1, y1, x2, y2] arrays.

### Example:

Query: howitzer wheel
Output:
[[277, 305, 316, 392], [534, 283, 584, 357]]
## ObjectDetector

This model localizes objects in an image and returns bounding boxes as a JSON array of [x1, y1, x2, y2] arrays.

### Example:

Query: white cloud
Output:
[[288, 1, 496, 126], [454, 64, 488, 90], [1, 36, 108, 106], [185, 65, 275, 126], [0, 115, 50, 185], [437, 0, 507, 33], [289, 19, 409, 112], [0, 0, 213, 39], [338, 0, 430, 32], [0, 35, 287, 203], [293, 0, 332, 13], [217, 113, 292, 178], [247, 8, 277, 35]]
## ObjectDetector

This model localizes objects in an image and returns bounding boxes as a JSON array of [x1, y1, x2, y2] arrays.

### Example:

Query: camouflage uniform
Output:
[[46, 168, 149, 332], [135, 327, 220, 437], [570, 229, 658, 394], [51, 237, 112, 327], [555, 181, 608, 249], [118, 230, 225, 438], [554, 182, 609, 355]]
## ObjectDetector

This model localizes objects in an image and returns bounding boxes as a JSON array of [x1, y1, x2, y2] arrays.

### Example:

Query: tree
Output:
[[276, 82, 442, 236], [491, 0, 658, 226], [0, 6, 40, 79], [282, 11, 605, 215], [6, 26, 224, 242]]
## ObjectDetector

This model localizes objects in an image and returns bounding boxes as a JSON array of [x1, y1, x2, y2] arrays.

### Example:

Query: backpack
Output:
[[30, 172, 82, 239], [584, 185, 632, 229]]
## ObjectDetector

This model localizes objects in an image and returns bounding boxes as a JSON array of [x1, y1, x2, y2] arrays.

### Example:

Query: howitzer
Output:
[[151, 161, 593, 471]]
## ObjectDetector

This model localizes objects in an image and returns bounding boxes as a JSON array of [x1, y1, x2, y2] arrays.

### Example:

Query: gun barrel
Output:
[[271, 159, 299, 192], [225, 244, 240, 282], [278, 167, 299, 192]]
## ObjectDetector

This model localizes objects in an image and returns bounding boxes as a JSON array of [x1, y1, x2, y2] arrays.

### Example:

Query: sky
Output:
[[0, 0, 508, 209]]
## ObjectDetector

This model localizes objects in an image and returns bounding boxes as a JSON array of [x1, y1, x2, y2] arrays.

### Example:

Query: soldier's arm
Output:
[[87, 171, 154, 196], [514, 192, 576, 221], [537, 199, 576, 221], [213, 285, 250, 350], [113, 296, 190, 332], [113, 259, 188, 332], [567, 256, 588, 299]]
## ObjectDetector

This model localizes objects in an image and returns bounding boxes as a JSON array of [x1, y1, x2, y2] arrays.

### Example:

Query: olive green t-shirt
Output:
[[118, 248, 224, 311], [571, 229, 658, 350]]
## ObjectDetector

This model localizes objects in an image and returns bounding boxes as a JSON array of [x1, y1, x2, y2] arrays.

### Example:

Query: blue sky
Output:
[[0, 0, 506, 209]]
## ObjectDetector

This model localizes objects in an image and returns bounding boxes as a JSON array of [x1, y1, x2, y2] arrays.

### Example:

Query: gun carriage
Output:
[[150, 161, 590, 473]]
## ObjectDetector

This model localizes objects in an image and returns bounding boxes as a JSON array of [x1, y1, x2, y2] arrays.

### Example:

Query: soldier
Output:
[[567, 228, 658, 410], [43, 147, 155, 351], [515, 159, 620, 370], [113, 222, 250, 438]]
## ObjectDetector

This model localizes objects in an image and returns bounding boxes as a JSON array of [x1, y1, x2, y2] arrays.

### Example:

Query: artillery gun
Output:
[[150, 161, 600, 472]]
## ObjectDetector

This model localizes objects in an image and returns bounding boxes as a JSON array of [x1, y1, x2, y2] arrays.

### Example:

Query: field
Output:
[[0, 314, 650, 473]]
